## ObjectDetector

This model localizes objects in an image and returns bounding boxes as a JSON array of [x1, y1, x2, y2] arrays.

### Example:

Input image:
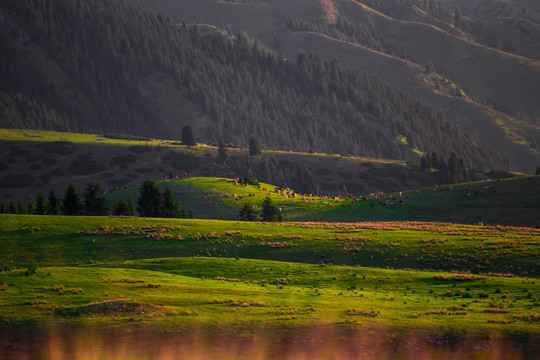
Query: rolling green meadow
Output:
[[1, 130, 539, 358], [1, 215, 538, 335]]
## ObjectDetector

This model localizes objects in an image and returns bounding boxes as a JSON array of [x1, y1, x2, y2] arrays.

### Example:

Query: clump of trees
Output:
[[0, 179, 187, 219], [137, 180, 183, 218], [419, 151, 469, 183], [237, 196, 282, 222]]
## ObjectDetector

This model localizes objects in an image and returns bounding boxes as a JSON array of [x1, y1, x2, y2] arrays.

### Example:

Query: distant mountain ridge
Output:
[[125, 0, 540, 172], [0, 0, 507, 171]]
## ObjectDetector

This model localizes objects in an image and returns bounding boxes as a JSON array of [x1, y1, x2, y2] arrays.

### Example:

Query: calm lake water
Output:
[[0, 325, 537, 360]]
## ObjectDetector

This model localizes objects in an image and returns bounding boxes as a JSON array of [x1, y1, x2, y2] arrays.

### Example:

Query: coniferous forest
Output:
[[0, 0, 505, 169]]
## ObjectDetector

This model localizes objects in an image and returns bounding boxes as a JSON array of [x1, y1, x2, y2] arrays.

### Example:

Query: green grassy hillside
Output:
[[1, 215, 538, 277], [1, 129, 533, 226], [104, 175, 540, 227], [0, 215, 538, 336], [0, 128, 479, 203]]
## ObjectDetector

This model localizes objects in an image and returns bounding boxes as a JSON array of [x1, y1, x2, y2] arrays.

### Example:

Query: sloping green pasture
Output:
[[105, 176, 540, 227], [0, 215, 538, 336]]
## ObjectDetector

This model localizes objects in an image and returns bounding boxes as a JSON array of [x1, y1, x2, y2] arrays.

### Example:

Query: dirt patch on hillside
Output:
[[55, 298, 165, 317]]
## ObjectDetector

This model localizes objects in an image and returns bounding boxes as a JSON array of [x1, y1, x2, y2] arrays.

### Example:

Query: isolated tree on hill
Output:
[[84, 181, 108, 215], [35, 194, 46, 215], [249, 135, 262, 156], [63, 184, 83, 215], [419, 155, 430, 170], [217, 140, 228, 164], [47, 190, 60, 215], [162, 187, 181, 218], [238, 203, 257, 221], [181, 125, 196, 147], [137, 180, 163, 217], [261, 197, 282, 222]]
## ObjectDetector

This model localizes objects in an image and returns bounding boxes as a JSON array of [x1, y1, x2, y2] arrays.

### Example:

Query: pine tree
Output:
[[63, 184, 83, 215], [112, 197, 137, 216], [249, 135, 262, 156], [162, 187, 180, 218], [112, 198, 128, 216], [35, 193, 46, 215], [8, 201, 17, 214], [217, 140, 228, 164], [48, 190, 60, 215], [125, 197, 137, 216], [181, 125, 196, 147], [430, 151, 439, 170], [238, 203, 257, 221], [17, 200, 26, 214], [27, 199, 35, 215], [260, 197, 282, 222], [84, 181, 107, 215], [137, 180, 163, 217], [419, 155, 430, 170], [438, 155, 448, 179]]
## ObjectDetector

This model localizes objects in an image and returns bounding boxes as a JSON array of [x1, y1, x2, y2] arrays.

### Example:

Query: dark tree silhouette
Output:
[[217, 140, 228, 164], [63, 184, 83, 215], [47, 190, 60, 215], [238, 203, 257, 221], [27, 199, 35, 215], [260, 197, 282, 222], [137, 180, 163, 217], [35, 193, 46, 215], [113, 197, 137, 216], [249, 135, 262, 156], [84, 182, 108, 215], [162, 187, 181, 218], [181, 125, 196, 147]]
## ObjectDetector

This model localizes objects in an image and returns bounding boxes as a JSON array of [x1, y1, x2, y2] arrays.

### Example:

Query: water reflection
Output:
[[0, 325, 537, 360]]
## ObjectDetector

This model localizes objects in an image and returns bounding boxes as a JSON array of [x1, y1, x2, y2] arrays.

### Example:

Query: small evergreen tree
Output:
[[181, 125, 196, 147], [419, 155, 430, 170], [113, 198, 127, 216], [84, 181, 108, 215], [27, 199, 35, 215], [249, 135, 262, 156], [260, 197, 282, 222], [47, 190, 60, 215], [430, 151, 439, 170], [112, 197, 137, 216], [238, 203, 257, 221], [8, 201, 17, 214], [35, 193, 46, 215], [137, 180, 163, 217], [17, 200, 26, 214], [217, 140, 228, 164], [125, 197, 137, 216], [162, 187, 180, 218], [63, 184, 83, 215], [0, 201, 4, 214]]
